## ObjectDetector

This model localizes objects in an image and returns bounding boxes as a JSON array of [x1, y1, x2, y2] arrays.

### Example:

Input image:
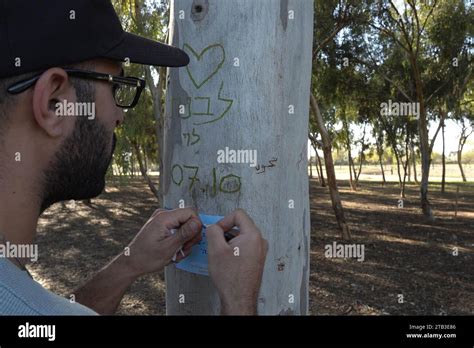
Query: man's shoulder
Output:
[[0, 258, 97, 316]]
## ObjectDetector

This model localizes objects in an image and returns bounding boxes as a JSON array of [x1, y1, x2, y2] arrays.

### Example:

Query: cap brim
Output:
[[102, 32, 189, 67]]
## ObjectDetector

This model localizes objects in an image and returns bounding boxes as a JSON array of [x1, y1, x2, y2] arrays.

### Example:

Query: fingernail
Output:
[[190, 220, 200, 232]]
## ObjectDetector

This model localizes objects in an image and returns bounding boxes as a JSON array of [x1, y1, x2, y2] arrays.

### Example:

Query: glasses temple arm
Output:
[[7, 76, 41, 95]]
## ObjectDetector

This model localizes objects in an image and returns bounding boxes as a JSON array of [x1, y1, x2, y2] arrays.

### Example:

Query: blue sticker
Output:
[[175, 214, 224, 276]]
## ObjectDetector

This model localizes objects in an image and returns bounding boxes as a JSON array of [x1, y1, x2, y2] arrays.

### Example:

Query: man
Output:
[[0, 0, 268, 315]]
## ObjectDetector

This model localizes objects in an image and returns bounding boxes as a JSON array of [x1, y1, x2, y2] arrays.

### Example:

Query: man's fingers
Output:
[[173, 218, 202, 245], [224, 229, 240, 242], [216, 209, 256, 234], [183, 229, 202, 250], [156, 207, 200, 230], [151, 208, 167, 218], [206, 223, 229, 253]]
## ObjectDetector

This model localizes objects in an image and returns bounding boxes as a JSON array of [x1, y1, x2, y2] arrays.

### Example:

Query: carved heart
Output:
[[183, 43, 225, 89]]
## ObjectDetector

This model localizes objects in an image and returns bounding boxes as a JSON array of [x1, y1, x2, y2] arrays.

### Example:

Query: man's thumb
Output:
[[206, 223, 227, 251], [173, 218, 201, 245]]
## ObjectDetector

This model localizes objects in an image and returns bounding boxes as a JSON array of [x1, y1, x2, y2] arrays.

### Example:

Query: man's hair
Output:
[[0, 62, 96, 137], [0, 74, 25, 137]]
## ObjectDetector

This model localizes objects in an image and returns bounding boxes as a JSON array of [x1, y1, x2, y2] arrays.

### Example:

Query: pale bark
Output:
[[164, 0, 313, 314]]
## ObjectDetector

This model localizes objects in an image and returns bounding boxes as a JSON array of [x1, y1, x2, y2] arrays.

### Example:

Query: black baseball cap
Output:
[[0, 0, 189, 79]]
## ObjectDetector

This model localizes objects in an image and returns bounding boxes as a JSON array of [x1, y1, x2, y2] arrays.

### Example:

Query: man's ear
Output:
[[32, 68, 74, 138]]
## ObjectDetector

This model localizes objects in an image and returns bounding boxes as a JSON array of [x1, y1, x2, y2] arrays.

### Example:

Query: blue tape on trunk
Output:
[[175, 214, 224, 276]]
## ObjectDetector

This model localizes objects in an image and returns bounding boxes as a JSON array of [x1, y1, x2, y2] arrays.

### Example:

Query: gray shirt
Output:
[[0, 258, 97, 315]]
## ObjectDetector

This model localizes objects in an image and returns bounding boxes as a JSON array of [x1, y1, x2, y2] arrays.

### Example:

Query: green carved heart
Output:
[[183, 43, 225, 89]]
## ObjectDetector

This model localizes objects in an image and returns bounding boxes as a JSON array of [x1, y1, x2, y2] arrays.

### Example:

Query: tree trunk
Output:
[[164, 0, 313, 314], [376, 139, 386, 185], [407, 148, 411, 182], [410, 56, 433, 220], [411, 142, 418, 184], [342, 115, 356, 191], [310, 93, 351, 240], [393, 147, 402, 187], [400, 129, 410, 198], [378, 154, 386, 185], [356, 154, 363, 182], [315, 149, 326, 187], [457, 121, 470, 182], [131, 141, 160, 199], [134, 0, 166, 206], [401, 163, 408, 198], [355, 124, 367, 182], [143, 147, 149, 173], [308, 135, 326, 187], [441, 119, 446, 193], [130, 152, 136, 178], [458, 143, 467, 182]]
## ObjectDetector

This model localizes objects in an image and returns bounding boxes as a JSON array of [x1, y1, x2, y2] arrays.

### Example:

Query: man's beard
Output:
[[40, 117, 116, 213]]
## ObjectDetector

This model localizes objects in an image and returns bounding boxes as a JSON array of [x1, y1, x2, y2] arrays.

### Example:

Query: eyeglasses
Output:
[[7, 68, 146, 108]]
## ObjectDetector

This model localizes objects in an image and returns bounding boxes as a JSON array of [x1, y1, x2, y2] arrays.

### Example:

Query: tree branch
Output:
[[313, 23, 345, 59], [354, 57, 413, 102], [388, 0, 413, 52], [429, 110, 446, 155], [367, 22, 410, 53]]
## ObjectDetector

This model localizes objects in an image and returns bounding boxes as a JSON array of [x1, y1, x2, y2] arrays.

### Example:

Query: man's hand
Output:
[[74, 207, 202, 314], [124, 207, 203, 278], [206, 209, 268, 315]]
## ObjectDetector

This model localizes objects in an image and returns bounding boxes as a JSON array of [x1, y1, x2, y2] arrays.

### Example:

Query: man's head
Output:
[[0, 59, 124, 212], [0, 0, 188, 215]]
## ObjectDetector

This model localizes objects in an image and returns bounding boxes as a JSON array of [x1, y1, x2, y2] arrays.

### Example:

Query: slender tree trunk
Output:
[[393, 147, 402, 187], [342, 116, 356, 191], [134, 0, 166, 206], [457, 156, 466, 181], [400, 130, 410, 198], [350, 155, 357, 186], [407, 147, 411, 182], [378, 151, 386, 186], [130, 152, 136, 178], [458, 141, 467, 182], [356, 154, 363, 182], [401, 162, 408, 198], [407, 158, 411, 182], [143, 148, 149, 173], [411, 142, 418, 184], [308, 135, 326, 187], [309, 155, 313, 178], [310, 93, 351, 240], [348, 157, 355, 189], [375, 131, 386, 185], [410, 57, 433, 220], [355, 124, 366, 182], [457, 122, 470, 182], [316, 149, 326, 187], [441, 119, 446, 193], [131, 141, 160, 199]]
